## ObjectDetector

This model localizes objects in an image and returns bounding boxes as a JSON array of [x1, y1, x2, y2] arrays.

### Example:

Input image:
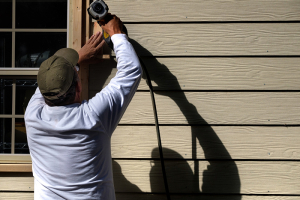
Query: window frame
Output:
[[0, 0, 81, 164]]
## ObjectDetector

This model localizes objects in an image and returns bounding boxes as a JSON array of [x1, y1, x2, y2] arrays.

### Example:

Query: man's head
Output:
[[37, 48, 81, 106]]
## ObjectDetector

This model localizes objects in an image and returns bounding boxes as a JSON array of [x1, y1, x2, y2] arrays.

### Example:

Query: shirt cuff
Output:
[[111, 34, 128, 48]]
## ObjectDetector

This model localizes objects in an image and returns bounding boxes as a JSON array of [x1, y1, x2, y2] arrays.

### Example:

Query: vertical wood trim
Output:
[[80, 0, 90, 101], [72, 0, 82, 52], [72, 0, 89, 101]]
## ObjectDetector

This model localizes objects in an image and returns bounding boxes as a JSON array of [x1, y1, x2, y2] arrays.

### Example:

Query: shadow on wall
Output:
[[97, 39, 241, 199]]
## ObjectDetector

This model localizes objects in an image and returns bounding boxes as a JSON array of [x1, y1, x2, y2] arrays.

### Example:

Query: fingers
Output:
[[86, 34, 95, 44], [96, 39, 105, 52], [89, 31, 101, 44], [93, 31, 103, 47]]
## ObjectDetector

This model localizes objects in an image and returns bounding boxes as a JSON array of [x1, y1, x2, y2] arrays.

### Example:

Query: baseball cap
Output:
[[37, 48, 79, 101]]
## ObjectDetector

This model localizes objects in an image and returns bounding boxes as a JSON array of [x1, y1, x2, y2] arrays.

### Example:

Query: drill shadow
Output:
[[130, 38, 241, 198]]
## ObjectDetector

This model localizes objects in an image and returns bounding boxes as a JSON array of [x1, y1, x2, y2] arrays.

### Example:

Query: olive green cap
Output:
[[37, 48, 79, 101]]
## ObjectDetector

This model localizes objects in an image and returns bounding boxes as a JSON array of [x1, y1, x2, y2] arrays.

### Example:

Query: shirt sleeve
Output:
[[27, 87, 45, 108], [87, 34, 142, 135]]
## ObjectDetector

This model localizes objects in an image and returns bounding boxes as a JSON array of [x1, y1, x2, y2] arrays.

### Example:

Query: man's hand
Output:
[[99, 14, 123, 37], [78, 31, 105, 65]]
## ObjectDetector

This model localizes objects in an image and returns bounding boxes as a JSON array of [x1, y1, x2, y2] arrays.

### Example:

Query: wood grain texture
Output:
[[2, 161, 299, 194], [71, 0, 82, 52], [0, 193, 33, 200], [0, 155, 31, 164], [89, 57, 300, 91], [90, 91, 300, 125], [0, 193, 299, 200], [106, 0, 300, 22], [68, 0, 73, 48], [141, 57, 300, 90], [154, 92, 300, 125], [112, 126, 158, 158], [89, 91, 155, 124], [125, 24, 300, 56], [0, 177, 33, 191], [110, 126, 300, 160], [113, 160, 300, 194], [115, 194, 300, 200], [0, 164, 31, 172]]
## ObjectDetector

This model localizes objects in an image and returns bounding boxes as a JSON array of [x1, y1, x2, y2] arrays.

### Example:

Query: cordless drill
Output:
[[87, 0, 128, 50]]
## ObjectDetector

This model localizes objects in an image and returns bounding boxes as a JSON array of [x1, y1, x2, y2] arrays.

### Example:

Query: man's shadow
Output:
[[90, 39, 241, 198], [129, 39, 241, 197]]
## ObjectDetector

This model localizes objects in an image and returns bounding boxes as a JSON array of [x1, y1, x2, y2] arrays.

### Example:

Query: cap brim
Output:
[[54, 48, 79, 67]]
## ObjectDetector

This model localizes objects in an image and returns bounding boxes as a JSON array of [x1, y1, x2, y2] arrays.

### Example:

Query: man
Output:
[[25, 15, 142, 200]]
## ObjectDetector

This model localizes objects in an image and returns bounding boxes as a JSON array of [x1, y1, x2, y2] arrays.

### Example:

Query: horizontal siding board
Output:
[[89, 91, 154, 124], [90, 58, 300, 91], [2, 161, 299, 194], [160, 126, 300, 160], [90, 92, 300, 125], [0, 164, 32, 172], [142, 57, 300, 90], [114, 160, 300, 194], [0, 193, 299, 200], [125, 24, 300, 56], [106, 0, 300, 22], [170, 196, 300, 200], [0, 193, 33, 200], [0, 177, 33, 191], [112, 126, 158, 158], [116, 194, 300, 200], [111, 126, 300, 160], [154, 92, 300, 125]]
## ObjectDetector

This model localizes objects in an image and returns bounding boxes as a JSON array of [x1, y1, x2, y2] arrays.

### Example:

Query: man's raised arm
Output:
[[87, 14, 142, 135]]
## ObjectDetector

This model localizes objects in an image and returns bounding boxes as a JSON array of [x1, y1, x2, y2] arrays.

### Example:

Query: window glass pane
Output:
[[0, 32, 12, 67], [15, 79, 37, 115], [0, 79, 12, 114], [15, 118, 29, 154], [16, 0, 67, 29], [0, 0, 12, 28], [15, 32, 67, 67], [0, 118, 12, 153]]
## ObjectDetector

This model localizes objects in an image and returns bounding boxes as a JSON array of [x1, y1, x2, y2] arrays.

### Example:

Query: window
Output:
[[0, 0, 69, 156]]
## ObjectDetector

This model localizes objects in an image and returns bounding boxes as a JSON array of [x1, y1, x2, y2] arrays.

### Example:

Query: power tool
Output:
[[87, 0, 128, 50]]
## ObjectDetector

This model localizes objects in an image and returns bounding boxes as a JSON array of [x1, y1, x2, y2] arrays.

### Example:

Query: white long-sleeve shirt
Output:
[[25, 34, 142, 200]]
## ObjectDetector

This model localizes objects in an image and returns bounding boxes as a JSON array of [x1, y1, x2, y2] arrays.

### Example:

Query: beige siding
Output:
[[90, 92, 300, 125], [90, 58, 300, 91], [87, 0, 300, 199], [0, 193, 299, 200], [3, 0, 299, 199], [1, 161, 300, 194], [112, 126, 300, 160], [124, 24, 300, 56], [106, 0, 300, 22]]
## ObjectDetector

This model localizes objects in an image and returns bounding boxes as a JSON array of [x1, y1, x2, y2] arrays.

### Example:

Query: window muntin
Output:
[[0, 0, 68, 156], [0, 0, 68, 68], [15, 32, 67, 67], [0, 78, 37, 154]]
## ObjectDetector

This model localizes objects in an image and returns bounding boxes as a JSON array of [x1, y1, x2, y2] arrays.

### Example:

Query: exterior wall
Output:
[[1, 0, 300, 199], [90, 0, 300, 199]]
